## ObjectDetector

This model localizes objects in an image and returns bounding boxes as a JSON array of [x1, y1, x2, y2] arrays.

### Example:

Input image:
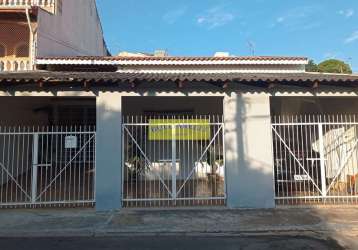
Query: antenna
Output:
[[247, 40, 255, 56]]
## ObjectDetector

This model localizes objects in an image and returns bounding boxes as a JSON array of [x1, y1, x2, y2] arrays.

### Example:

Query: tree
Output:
[[318, 59, 352, 74], [306, 60, 318, 72]]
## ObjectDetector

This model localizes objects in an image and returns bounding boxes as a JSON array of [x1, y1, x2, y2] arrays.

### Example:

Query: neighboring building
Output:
[[0, 3, 358, 211], [0, 0, 108, 72], [117, 51, 155, 57]]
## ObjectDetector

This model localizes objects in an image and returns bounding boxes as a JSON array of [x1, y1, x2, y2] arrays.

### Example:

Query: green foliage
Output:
[[318, 59, 352, 74], [305, 60, 319, 72]]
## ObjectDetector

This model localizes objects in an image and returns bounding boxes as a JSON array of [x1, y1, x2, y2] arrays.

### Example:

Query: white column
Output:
[[95, 92, 123, 211], [224, 93, 275, 208]]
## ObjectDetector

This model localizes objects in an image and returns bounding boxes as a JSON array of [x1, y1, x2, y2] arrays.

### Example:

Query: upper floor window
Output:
[[15, 43, 29, 57], [0, 45, 5, 57]]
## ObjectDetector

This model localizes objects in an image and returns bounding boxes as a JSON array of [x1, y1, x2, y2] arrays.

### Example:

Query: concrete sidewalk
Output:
[[0, 207, 357, 238]]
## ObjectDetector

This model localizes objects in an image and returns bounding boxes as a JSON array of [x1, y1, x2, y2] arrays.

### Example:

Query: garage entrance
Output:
[[271, 97, 358, 206], [0, 97, 96, 208], [122, 97, 226, 207]]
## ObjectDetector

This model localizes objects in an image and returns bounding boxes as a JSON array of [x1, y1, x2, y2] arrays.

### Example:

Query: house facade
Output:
[[0, 1, 358, 211], [0, 0, 108, 72]]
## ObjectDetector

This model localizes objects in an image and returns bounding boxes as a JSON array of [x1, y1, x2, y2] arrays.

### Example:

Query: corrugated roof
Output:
[[0, 71, 358, 88], [0, 72, 357, 87]]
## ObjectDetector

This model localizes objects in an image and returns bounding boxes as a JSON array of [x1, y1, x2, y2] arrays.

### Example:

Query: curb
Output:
[[1, 227, 358, 238]]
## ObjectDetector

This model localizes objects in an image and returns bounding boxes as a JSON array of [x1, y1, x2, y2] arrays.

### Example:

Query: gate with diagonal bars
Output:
[[272, 115, 358, 206], [0, 126, 96, 208], [122, 115, 226, 207]]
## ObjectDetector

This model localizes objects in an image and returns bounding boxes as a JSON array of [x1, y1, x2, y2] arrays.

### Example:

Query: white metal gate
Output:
[[122, 115, 226, 207], [272, 115, 358, 205], [0, 126, 96, 208]]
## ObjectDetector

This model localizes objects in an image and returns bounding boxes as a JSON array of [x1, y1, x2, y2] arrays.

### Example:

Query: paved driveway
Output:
[[0, 236, 345, 250]]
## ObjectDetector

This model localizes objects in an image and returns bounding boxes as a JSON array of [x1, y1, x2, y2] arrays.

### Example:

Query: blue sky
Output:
[[97, 0, 358, 72]]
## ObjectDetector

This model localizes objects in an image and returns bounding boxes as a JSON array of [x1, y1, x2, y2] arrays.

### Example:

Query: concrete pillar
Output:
[[224, 93, 275, 208], [96, 92, 122, 211]]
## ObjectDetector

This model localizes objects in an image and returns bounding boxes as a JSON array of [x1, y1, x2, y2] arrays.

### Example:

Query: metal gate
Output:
[[0, 126, 96, 208], [272, 115, 358, 205], [122, 115, 226, 207]]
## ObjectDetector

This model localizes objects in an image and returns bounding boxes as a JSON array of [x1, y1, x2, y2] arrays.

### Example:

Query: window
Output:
[[15, 44, 29, 57], [0, 45, 5, 57]]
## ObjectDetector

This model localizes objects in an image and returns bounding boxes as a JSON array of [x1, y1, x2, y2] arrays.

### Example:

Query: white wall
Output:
[[36, 0, 107, 57], [118, 64, 306, 74]]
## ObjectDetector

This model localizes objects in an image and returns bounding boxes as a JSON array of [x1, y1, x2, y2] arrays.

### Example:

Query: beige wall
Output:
[[36, 0, 107, 57]]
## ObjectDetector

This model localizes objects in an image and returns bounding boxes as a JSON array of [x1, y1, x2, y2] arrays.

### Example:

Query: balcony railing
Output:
[[0, 58, 31, 72], [0, 0, 56, 12]]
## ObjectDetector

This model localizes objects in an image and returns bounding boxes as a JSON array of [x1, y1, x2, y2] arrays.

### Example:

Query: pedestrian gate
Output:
[[272, 115, 358, 205], [122, 116, 226, 207], [0, 126, 96, 208]]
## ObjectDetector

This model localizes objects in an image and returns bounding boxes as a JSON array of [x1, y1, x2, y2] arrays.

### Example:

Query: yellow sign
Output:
[[149, 119, 211, 140]]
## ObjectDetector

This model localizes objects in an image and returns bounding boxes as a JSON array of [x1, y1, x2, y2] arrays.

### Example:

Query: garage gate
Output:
[[272, 115, 358, 206], [122, 115, 226, 207], [0, 126, 96, 208]]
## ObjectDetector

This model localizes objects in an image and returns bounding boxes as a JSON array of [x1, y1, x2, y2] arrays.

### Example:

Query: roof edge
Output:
[[36, 56, 309, 66]]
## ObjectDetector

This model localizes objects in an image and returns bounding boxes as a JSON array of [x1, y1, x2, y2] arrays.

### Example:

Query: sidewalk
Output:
[[0, 207, 357, 237]]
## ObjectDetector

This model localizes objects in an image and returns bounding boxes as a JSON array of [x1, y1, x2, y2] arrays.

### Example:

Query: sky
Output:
[[97, 0, 358, 72]]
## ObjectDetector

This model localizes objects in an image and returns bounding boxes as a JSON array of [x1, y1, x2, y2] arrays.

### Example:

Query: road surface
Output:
[[0, 236, 345, 250]]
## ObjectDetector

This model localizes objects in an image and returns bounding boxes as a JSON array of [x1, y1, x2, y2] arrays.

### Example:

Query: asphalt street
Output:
[[0, 236, 345, 250]]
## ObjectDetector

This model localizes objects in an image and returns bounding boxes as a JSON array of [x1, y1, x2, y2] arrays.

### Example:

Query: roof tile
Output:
[[0, 72, 357, 85]]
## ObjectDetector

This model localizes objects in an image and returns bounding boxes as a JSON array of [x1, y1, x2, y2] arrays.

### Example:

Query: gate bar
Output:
[[31, 133, 38, 203], [318, 124, 327, 197], [171, 125, 176, 200]]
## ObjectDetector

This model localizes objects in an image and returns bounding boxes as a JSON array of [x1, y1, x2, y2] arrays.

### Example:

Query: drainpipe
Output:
[[25, 8, 36, 70]]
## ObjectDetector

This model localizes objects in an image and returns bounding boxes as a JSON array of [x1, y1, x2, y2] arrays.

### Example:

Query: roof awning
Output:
[[0, 71, 357, 89]]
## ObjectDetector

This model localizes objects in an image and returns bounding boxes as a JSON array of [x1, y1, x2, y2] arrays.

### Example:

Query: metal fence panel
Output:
[[272, 115, 358, 206], [0, 126, 96, 208], [122, 115, 226, 207]]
